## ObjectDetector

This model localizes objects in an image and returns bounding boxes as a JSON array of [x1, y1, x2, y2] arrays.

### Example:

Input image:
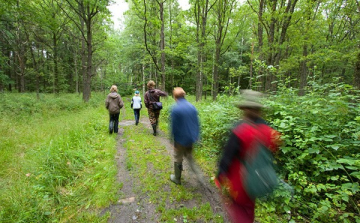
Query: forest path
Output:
[[104, 117, 229, 222]]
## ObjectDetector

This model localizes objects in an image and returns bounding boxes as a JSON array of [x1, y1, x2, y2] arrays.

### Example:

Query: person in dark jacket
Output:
[[169, 87, 203, 185], [105, 85, 124, 134], [214, 90, 281, 223], [144, 80, 167, 136]]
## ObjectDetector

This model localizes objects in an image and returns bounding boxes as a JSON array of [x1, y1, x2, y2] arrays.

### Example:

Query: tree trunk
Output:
[[212, 45, 221, 100], [299, 43, 308, 95], [195, 0, 202, 101], [250, 42, 254, 89], [17, 49, 26, 93], [81, 19, 87, 101], [355, 45, 360, 89], [257, 0, 264, 91], [53, 33, 59, 94], [83, 20, 93, 102], [195, 0, 209, 101], [74, 48, 79, 94], [159, 1, 165, 91]]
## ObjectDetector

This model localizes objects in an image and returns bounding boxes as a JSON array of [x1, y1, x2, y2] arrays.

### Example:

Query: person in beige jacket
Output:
[[105, 85, 124, 134]]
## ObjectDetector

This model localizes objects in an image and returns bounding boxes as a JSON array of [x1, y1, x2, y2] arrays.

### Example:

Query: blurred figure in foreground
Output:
[[170, 87, 204, 185], [215, 90, 281, 223], [144, 80, 167, 136], [131, 90, 142, 125], [105, 85, 124, 134]]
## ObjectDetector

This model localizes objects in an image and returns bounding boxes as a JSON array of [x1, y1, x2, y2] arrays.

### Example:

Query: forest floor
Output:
[[102, 117, 229, 223]]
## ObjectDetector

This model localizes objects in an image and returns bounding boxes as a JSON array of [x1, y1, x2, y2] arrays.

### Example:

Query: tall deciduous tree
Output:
[[59, 0, 110, 101], [211, 0, 237, 100]]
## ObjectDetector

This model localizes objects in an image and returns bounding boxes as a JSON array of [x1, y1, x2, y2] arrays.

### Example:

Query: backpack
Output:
[[148, 92, 163, 110], [241, 137, 279, 199]]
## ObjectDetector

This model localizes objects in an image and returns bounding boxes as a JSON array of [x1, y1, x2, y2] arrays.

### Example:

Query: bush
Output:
[[262, 80, 360, 222]]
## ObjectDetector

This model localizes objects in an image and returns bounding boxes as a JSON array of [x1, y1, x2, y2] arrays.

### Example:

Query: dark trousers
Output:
[[109, 113, 120, 133], [133, 109, 140, 124]]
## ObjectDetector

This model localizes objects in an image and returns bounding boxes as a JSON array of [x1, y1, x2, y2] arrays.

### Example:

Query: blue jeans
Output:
[[133, 109, 140, 124], [109, 113, 120, 133]]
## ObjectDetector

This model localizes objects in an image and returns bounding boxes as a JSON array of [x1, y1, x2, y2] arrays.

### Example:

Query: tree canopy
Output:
[[0, 0, 359, 98]]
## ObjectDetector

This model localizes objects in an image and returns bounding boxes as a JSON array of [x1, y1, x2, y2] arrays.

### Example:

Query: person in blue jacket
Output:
[[170, 87, 204, 185]]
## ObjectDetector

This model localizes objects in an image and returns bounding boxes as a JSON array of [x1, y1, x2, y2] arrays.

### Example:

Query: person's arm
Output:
[[118, 94, 124, 109], [131, 98, 133, 109], [217, 132, 242, 178], [105, 96, 109, 109], [144, 92, 149, 108], [156, 89, 168, 97]]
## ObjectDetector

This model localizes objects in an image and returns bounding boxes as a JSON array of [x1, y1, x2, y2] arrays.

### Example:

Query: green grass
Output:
[[0, 93, 118, 222], [122, 122, 224, 222]]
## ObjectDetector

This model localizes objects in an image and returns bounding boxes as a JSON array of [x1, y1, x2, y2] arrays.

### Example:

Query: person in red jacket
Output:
[[215, 90, 281, 223]]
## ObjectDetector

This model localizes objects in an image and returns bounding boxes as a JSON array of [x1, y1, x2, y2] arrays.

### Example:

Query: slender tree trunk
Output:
[[196, 2, 203, 101], [142, 63, 145, 95], [74, 48, 79, 94], [212, 45, 220, 100], [53, 33, 59, 94], [299, 43, 308, 95], [257, 0, 264, 91], [159, 1, 165, 91], [195, 0, 209, 101], [83, 20, 93, 102], [17, 48, 26, 93], [250, 42, 254, 89], [355, 45, 360, 89], [81, 19, 87, 100]]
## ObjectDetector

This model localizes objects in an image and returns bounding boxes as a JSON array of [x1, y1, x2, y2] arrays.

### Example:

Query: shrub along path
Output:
[[104, 117, 228, 223]]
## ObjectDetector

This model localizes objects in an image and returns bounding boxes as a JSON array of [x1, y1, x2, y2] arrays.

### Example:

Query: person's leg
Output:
[[148, 109, 157, 135], [135, 109, 140, 125], [184, 146, 205, 185], [226, 200, 255, 223], [153, 110, 160, 135], [133, 109, 139, 125], [109, 114, 114, 134], [170, 142, 185, 185], [114, 113, 120, 133]]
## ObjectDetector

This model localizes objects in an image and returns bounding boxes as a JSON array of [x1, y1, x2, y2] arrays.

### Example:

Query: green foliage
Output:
[[0, 93, 118, 222], [261, 80, 360, 222], [167, 81, 360, 222]]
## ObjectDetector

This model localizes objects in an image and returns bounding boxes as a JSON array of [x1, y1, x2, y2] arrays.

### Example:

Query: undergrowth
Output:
[[160, 80, 360, 222], [0, 92, 118, 222]]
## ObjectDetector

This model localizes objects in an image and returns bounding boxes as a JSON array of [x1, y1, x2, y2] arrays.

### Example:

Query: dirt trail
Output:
[[104, 118, 229, 223]]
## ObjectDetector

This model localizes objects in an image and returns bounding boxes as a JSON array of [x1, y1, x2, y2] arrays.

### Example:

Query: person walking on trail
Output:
[[144, 80, 167, 136], [215, 90, 281, 223], [131, 90, 142, 125], [105, 85, 124, 134], [169, 87, 204, 185]]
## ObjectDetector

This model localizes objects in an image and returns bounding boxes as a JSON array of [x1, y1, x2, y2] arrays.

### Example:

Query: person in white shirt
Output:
[[131, 90, 142, 125]]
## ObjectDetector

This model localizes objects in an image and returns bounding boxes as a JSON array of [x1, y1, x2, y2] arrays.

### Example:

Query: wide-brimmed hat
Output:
[[236, 90, 264, 109]]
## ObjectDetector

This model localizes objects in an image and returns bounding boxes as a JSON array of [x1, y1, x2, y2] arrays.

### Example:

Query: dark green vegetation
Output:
[[1, 79, 359, 222], [1, 0, 359, 101], [180, 82, 359, 222], [1, 0, 360, 219]]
